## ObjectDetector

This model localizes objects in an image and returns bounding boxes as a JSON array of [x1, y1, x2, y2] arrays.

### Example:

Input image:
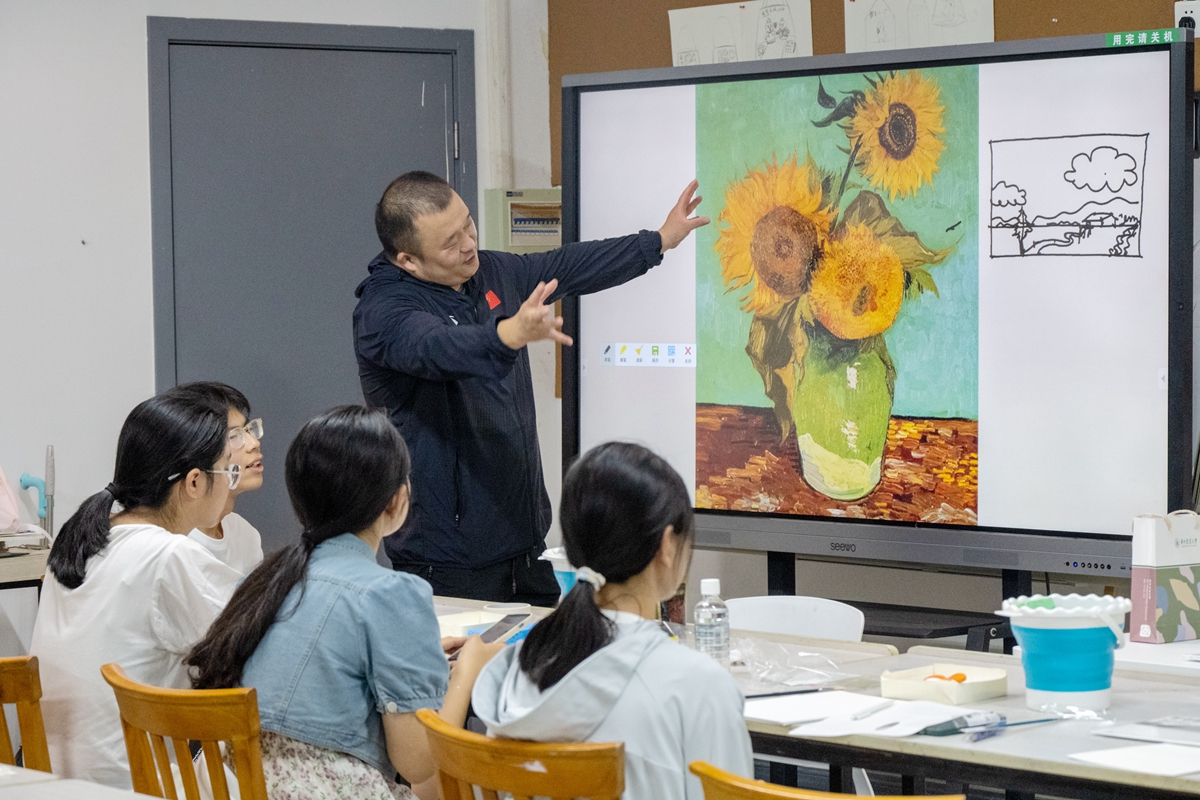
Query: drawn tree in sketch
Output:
[[989, 134, 1148, 257]]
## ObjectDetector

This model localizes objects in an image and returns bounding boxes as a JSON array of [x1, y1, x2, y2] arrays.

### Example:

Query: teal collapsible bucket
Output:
[[539, 547, 576, 598], [998, 594, 1131, 711]]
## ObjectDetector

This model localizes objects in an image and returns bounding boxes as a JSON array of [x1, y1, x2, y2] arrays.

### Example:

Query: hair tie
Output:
[[104, 483, 120, 499], [575, 567, 606, 593]]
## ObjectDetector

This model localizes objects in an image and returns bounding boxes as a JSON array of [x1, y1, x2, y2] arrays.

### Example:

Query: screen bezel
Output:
[[560, 33, 1194, 578]]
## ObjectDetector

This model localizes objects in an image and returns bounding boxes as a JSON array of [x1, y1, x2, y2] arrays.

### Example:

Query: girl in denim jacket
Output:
[[188, 406, 500, 799]]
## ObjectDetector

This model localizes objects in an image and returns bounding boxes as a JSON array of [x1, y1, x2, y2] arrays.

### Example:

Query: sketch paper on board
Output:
[[989, 134, 1148, 257], [844, 0, 994, 53], [669, 0, 814, 67]]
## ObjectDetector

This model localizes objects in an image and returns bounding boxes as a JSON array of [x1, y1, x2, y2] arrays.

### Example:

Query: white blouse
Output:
[[187, 511, 264, 576], [30, 523, 240, 788]]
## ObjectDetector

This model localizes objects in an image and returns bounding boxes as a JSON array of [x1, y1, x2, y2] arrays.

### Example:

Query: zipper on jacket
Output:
[[453, 447, 462, 527]]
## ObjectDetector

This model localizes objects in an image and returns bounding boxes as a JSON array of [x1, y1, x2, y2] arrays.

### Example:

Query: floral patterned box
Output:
[[1131, 512, 1200, 643], [1130, 565, 1200, 644]]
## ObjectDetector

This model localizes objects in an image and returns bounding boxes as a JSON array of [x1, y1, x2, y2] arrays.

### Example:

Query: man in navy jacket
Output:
[[353, 171, 707, 604]]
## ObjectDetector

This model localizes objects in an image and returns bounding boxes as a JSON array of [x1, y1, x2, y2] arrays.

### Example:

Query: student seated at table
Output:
[[472, 442, 754, 800], [175, 381, 266, 575], [31, 389, 242, 787], [187, 406, 503, 800]]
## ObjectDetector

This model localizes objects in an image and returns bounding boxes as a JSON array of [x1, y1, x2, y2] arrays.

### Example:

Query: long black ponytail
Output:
[[47, 390, 228, 589], [188, 406, 410, 689], [518, 442, 694, 691]]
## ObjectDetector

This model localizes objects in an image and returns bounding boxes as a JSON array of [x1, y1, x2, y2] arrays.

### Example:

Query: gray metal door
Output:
[[149, 19, 476, 554]]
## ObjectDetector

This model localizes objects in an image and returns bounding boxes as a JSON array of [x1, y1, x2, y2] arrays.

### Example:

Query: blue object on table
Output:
[[1012, 625, 1118, 692], [553, 569, 577, 595], [506, 625, 534, 645], [18, 474, 46, 518]]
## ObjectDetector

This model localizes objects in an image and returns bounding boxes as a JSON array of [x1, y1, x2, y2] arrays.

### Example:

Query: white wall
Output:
[[0, 0, 530, 660]]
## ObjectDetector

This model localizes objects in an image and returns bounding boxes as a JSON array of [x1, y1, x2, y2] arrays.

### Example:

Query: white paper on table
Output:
[[743, 691, 882, 726], [789, 700, 969, 738], [1069, 743, 1200, 777], [1096, 723, 1200, 748], [669, 0, 813, 67], [843, 0, 994, 54]]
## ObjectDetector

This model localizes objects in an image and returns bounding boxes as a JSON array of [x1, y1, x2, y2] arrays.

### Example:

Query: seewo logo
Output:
[[830, 541, 856, 553]]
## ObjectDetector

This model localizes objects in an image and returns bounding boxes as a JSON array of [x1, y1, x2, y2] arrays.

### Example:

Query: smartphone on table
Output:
[[447, 614, 530, 660]]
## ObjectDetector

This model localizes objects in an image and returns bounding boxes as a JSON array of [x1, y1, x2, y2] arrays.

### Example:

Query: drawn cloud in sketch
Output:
[[1063, 146, 1139, 193], [991, 181, 1026, 207], [989, 133, 1148, 258]]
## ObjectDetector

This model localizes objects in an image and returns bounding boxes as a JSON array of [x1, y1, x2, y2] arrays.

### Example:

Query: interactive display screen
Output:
[[575, 44, 1186, 539]]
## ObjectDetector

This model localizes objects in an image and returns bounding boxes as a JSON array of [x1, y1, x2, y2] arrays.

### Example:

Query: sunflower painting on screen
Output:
[[695, 65, 979, 525]]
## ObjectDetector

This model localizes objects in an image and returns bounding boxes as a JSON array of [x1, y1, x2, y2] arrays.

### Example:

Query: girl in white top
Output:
[[30, 390, 242, 787], [177, 382, 266, 575], [472, 443, 753, 800]]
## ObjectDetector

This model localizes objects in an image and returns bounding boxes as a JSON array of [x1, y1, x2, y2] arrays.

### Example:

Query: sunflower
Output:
[[847, 71, 945, 201], [809, 224, 904, 340], [715, 156, 834, 315]]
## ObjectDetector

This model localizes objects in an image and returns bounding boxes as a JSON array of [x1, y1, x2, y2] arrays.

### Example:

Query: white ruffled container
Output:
[[997, 593, 1132, 711]]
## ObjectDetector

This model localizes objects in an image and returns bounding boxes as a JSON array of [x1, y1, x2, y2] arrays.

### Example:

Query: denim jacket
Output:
[[240, 534, 448, 774]]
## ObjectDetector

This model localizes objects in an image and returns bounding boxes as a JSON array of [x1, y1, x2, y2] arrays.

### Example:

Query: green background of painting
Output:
[[695, 65, 979, 419]]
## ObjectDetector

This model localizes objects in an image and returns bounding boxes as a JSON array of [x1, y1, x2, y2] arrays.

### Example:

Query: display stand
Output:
[[766, 553, 1026, 652]]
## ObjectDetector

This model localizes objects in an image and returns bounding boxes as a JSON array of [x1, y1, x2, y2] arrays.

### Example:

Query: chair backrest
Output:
[[689, 761, 964, 800], [0, 656, 50, 772], [100, 663, 266, 800], [725, 596, 865, 642], [416, 708, 624, 800]]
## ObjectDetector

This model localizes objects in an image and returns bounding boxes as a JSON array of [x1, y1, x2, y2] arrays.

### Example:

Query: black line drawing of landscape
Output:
[[990, 133, 1148, 258]]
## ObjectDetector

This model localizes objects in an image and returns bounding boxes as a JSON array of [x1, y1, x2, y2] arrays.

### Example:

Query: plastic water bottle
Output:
[[694, 578, 730, 667]]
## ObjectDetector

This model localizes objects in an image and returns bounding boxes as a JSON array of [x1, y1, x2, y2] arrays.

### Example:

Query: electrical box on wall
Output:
[[482, 188, 562, 254], [1177, 1, 1199, 28]]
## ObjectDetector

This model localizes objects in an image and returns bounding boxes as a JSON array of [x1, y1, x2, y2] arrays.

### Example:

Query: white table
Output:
[[749, 644, 1200, 799], [1115, 639, 1200, 677], [432, 595, 899, 696], [0, 779, 152, 798], [0, 764, 57, 789]]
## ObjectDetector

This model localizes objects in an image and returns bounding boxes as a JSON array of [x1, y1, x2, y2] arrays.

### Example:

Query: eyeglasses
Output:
[[207, 464, 242, 490], [229, 418, 264, 450], [167, 463, 241, 490]]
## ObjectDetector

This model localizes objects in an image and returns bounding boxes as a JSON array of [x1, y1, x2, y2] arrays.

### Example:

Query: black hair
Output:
[[518, 442, 694, 692], [375, 170, 454, 260], [169, 381, 251, 419], [47, 389, 229, 589], [187, 406, 411, 689]]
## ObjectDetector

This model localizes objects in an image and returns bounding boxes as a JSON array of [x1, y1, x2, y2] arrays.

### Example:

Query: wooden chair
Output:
[[0, 655, 50, 772], [416, 707, 624, 800], [100, 663, 266, 800], [689, 761, 966, 800]]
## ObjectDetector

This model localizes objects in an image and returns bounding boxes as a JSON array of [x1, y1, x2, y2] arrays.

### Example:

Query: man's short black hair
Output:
[[375, 171, 455, 260], [170, 381, 251, 419]]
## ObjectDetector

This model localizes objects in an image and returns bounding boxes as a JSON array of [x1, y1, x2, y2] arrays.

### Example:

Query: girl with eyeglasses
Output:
[[174, 382, 267, 576], [30, 389, 242, 788]]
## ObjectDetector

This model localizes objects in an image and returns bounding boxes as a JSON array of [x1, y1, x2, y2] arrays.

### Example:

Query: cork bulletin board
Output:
[[548, 0, 1184, 185]]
